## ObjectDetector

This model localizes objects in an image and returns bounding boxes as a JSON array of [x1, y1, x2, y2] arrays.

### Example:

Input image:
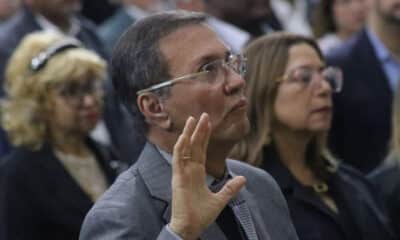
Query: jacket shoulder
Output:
[[80, 165, 165, 239], [227, 159, 282, 194], [325, 30, 365, 66]]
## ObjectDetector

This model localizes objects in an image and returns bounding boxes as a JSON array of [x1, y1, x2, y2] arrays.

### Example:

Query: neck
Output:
[[148, 131, 231, 179], [38, 11, 72, 32], [272, 126, 317, 185], [50, 130, 89, 156], [205, 141, 233, 179], [336, 28, 355, 41], [369, 14, 400, 59]]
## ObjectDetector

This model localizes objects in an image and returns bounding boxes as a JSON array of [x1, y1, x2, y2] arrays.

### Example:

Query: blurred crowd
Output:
[[0, 0, 399, 239]]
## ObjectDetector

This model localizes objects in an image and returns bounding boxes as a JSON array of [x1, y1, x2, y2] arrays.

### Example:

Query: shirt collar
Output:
[[35, 13, 80, 36], [156, 146, 231, 188], [366, 27, 392, 62]]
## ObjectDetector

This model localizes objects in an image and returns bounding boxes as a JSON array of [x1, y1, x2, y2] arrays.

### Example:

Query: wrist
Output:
[[169, 221, 198, 240]]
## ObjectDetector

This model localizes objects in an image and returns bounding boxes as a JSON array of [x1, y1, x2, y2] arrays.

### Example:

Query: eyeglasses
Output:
[[136, 53, 247, 95], [279, 66, 343, 93], [55, 80, 104, 107]]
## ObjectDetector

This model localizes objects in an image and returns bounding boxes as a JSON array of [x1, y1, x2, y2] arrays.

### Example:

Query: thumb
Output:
[[215, 176, 246, 206]]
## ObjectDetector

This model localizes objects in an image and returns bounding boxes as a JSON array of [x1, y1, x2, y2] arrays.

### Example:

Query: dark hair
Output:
[[312, 0, 336, 38], [111, 10, 207, 135]]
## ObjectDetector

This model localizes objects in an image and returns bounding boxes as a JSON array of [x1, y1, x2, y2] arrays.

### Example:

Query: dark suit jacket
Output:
[[80, 142, 299, 240], [369, 156, 400, 238], [0, 7, 145, 164], [0, 139, 118, 240], [262, 146, 395, 240], [326, 28, 392, 173]]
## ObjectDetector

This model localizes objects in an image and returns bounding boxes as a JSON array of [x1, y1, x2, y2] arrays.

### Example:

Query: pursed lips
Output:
[[311, 105, 332, 114], [228, 98, 248, 114]]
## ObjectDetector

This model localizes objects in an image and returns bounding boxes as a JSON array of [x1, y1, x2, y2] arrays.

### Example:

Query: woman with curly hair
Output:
[[0, 31, 119, 240]]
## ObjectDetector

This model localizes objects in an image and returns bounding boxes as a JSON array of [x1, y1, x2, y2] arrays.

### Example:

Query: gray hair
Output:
[[111, 10, 207, 135]]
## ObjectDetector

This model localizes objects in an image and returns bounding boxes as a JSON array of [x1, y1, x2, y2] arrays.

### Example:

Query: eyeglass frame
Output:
[[136, 53, 247, 95], [52, 79, 105, 107], [277, 66, 343, 93]]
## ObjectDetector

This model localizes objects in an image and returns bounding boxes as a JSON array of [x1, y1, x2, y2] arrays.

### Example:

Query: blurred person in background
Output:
[[0, 0, 144, 165], [81, 0, 120, 24], [370, 81, 400, 237], [0, 0, 20, 23], [98, 0, 167, 55], [0, 0, 108, 156], [233, 32, 395, 240], [270, 0, 313, 35], [204, 0, 282, 37], [326, 0, 400, 173], [312, 0, 368, 54], [0, 31, 119, 240], [172, 0, 279, 53]]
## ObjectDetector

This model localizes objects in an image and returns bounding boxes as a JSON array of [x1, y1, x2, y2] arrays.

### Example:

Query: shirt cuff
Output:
[[161, 224, 183, 240]]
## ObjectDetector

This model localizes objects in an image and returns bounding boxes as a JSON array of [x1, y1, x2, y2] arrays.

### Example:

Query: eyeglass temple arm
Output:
[[136, 71, 209, 95]]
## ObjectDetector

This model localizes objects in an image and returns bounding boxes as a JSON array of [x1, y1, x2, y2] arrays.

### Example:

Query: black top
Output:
[[0, 138, 119, 240], [369, 159, 400, 238], [261, 145, 395, 240]]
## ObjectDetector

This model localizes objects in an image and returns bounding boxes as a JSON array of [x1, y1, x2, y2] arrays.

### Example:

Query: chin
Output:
[[213, 118, 250, 143], [310, 123, 331, 132]]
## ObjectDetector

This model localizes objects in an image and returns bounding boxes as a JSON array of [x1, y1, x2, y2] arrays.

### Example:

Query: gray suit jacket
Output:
[[80, 142, 299, 240]]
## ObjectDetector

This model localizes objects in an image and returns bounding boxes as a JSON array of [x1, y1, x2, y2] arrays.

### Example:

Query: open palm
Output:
[[169, 113, 246, 240]]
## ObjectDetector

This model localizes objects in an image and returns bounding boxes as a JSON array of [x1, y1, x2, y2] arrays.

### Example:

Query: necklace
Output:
[[312, 182, 329, 193]]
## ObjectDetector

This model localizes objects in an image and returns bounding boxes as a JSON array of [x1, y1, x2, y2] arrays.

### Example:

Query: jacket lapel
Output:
[[137, 142, 234, 240], [234, 186, 269, 240]]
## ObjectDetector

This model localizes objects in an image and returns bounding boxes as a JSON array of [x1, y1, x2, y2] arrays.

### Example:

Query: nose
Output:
[[313, 74, 332, 97], [80, 93, 99, 107], [223, 69, 246, 95]]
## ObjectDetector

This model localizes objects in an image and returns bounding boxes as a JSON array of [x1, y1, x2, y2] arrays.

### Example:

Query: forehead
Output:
[[286, 43, 323, 70], [159, 23, 229, 74]]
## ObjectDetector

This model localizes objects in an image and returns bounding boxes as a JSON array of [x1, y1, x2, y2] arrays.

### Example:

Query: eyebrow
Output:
[[191, 50, 230, 71]]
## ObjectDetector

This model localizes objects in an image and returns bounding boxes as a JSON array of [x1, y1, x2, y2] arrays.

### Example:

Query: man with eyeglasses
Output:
[[80, 11, 298, 240]]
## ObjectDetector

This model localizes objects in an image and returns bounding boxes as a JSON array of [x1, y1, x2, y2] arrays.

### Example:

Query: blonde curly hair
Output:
[[1, 31, 106, 150]]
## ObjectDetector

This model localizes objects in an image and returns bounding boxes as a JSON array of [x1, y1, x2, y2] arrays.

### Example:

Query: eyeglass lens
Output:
[[57, 80, 103, 105], [291, 67, 342, 92]]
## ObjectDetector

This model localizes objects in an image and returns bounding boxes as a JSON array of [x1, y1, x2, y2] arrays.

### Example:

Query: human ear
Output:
[[137, 93, 171, 130]]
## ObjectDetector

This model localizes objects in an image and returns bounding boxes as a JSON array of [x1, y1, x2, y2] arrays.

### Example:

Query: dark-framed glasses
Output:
[[55, 80, 104, 107], [136, 53, 247, 95], [281, 66, 343, 93]]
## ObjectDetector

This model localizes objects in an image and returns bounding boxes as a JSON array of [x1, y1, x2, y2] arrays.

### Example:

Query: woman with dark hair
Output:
[[312, 0, 368, 53], [0, 31, 120, 240], [233, 32, 395, 240]]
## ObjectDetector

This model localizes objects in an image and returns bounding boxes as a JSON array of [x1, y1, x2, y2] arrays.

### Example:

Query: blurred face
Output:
[[206, 0, 251, 24], [159, 24, 250, 146], [274, 43, 333, 133], [28, 0, 81, 18], [374, 0, 400, 24], [45, 77, 103, 137], [333, 0, 368, 35], [0, 0, 20, 20]]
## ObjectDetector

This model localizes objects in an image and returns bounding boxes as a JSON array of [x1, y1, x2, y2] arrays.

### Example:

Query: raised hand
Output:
[[169, 113, 246, 240]]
